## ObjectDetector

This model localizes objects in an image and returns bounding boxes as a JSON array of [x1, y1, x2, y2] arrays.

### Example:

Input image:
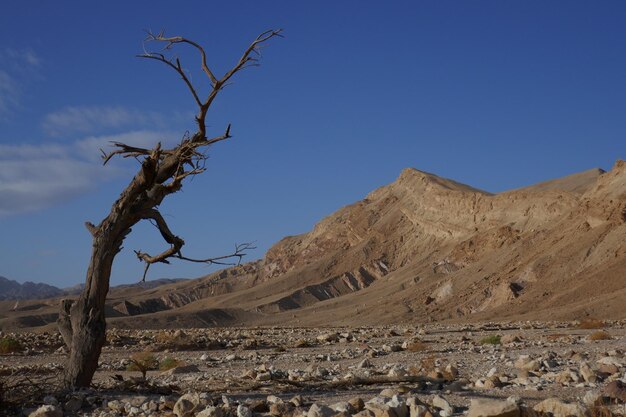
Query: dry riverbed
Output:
[[1, 321, 625, 417]]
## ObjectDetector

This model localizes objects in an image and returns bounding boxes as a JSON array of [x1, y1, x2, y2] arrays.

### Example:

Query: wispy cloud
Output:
[[0, 130, 178, 217], [2, 48, 41, 69], [0, 70, 20, 117], [0, 48, 41, 119], [42, 105, 189, 137]]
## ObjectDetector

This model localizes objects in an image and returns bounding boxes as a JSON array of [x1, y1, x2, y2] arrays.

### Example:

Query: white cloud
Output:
[[0, 48, 41, 118], [0, 130, 179, 217], [0, 70, 20, 118], [2, 48, 41, 69], [42, 105, 187, 137]]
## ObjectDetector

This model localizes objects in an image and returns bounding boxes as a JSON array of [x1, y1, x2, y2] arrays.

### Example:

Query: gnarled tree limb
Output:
[[134, 208, 255, 281], [138, 29, 282, 137]]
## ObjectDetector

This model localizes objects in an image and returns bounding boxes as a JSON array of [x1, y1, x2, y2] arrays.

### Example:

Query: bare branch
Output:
[[134, 208, 255, 281], [143, 31, 219, 85], [84, 222, 98, 236], [133, 209, 184, 281], [220, 29, 283, 86], [174, 242, 256, 266], [137, 53, 203, 107], [190, 123, 232, 146], [101, 141, 160, 165], [139, 29, 282, 137]]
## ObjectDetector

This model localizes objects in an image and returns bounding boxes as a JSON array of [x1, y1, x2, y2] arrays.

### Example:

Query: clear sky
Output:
[[1, 1, 624, 288]]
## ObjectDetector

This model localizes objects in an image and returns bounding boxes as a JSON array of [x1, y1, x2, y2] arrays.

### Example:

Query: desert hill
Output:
[[1, 161, 625, 330]]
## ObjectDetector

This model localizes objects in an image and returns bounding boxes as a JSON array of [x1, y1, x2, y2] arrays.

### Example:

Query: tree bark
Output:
[[62, 224, 127, 388]]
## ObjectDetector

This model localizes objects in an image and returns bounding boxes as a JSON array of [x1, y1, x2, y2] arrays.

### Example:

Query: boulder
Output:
[[197, 406, 224, 417], [603, 380, 626, 402], [349, 398, 365, 412], [173, 393, 201, 417], [533, 398, 586, 417], [365, 400, 398, 417], [579, 361, 597, 383], [386, 396, 408, 417], [406, 397, 429, 417], [466, 398, 519, 417], [431, 395, 453, 416], [308, 403, 336, 417]]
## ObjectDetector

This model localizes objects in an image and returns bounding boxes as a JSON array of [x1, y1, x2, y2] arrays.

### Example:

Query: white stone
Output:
[[431, 395, 453, 416], [28, 405, 63, 417], [466, 398, 519, 417], [237, 405, 253, 417]]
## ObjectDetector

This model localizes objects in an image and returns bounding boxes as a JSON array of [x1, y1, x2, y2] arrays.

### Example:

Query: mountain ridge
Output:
[[1, 161, 624, 330]]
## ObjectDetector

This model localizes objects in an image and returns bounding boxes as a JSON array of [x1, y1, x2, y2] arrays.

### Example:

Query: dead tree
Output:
[[58, 29, 282, 389]]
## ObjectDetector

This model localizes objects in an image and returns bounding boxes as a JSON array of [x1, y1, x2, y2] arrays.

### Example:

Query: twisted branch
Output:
[[134, 209, 255, 281], [138, 29, 282, 136]]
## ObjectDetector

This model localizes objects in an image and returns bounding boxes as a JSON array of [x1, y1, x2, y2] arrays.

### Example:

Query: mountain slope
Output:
[[1, 161, 624, 330]]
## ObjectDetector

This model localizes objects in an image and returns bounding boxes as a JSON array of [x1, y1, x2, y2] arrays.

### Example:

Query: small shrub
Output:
[[159, 357, 183, 371], [0, 337, 23, 354], [419, 355, 439, 373], [405, 341, 429, 352], [127, 352, 159, 379], [479, 335, 501, 345], [588, 331, 612, 341], [589, 406, 617, 417], [153, 330, 197, 351], [546, 333, 569, 341], [578, 318, 605, 329]]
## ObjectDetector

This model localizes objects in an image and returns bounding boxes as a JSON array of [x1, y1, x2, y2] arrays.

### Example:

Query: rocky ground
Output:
[[1, 321, 625, 417]]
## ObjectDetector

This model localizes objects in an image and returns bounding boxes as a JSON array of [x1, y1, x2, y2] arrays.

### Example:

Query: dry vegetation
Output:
[[0, 336, 22, 354], [588, 331, 613, 341], [579, 318, 607, 329]]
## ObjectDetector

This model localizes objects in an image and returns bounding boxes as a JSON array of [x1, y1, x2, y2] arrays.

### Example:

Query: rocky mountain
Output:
[[0, 276, 64, 301], [1, 161, 625, 330], [0, 276, 186, 302]]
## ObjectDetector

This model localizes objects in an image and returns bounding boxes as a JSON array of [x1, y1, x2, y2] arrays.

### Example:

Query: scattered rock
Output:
[[431, 395, 453, 416], [308, 403, 336, 417], [197, 406, 223, 417], [162, 364, 201, 375], [28, 405, 63, 417], [64, 396, 83, 413], [603, 380, 626, 402], [533, 398, 586, 417], [173, 393, 201, 417], [466, 398, 519, 417]]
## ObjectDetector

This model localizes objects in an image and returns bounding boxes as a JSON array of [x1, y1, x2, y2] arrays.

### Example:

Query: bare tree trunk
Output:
[[63, 227, 125, 388], [57, 28, 281, 389]]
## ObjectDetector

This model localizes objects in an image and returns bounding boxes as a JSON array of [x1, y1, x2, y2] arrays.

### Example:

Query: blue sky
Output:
[[1, 1, 624, 287]]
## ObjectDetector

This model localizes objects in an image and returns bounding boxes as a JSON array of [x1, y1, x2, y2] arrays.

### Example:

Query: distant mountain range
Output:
[[0, 276, 65, 301], [0, 276, 186, 301]]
